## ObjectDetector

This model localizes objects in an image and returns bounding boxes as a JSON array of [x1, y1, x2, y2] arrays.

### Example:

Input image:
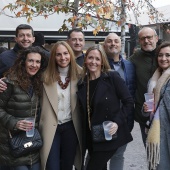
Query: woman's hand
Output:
[[143, 102, 149, 112], [15, 120, 33, 131], [109, 122, 118, 135], [0, 78, 7, 92]]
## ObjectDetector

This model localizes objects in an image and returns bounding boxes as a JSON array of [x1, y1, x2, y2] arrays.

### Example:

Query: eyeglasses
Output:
[[139, 35, 154, 41]]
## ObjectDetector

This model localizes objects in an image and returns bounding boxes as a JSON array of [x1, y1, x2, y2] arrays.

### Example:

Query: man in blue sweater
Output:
[[0, 24, 35, 78], [103, 33, 136, 170]]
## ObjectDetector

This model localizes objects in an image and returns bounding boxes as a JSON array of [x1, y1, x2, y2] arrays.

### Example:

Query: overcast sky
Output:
[[149, 0, 170, 8]]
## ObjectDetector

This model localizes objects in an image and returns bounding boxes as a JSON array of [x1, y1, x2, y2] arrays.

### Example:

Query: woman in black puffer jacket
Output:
[[0, 46, 48, 170]]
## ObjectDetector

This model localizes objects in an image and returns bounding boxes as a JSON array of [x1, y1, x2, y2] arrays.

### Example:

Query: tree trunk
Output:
[[120, 0, 126, 58], [73, 0, 79, 28]]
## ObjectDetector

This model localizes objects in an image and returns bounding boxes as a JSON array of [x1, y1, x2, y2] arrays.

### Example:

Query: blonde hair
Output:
[[43, 41, 80, 84], [82, 44, 111, 79]]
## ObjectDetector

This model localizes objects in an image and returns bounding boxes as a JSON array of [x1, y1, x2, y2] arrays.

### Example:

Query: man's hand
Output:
[[0, 78, 7, 93]]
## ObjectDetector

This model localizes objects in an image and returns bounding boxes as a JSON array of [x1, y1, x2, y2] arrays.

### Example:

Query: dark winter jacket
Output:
[[108, 55, 136, 131], [77, 71, 133, 154], [129, 49, 157, 124], [0, 43, 22, 78], [76, 53, 84, 67], [0, 78, 40, 166]]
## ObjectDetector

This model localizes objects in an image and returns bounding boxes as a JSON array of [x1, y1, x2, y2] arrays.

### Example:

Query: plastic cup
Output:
[[103, 121, 112, 140], [145, 101, 154, 112], [144, 93, 154, 102], [25, 117, 35, 137]]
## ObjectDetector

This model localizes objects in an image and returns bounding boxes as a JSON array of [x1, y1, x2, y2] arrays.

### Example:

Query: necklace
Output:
[[58, 76, 70, 89]]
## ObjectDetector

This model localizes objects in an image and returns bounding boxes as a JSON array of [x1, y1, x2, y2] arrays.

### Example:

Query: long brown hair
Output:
[[4, 46, 48, 96], [156, 41, 170, 70], [43, 41, 81, 85]]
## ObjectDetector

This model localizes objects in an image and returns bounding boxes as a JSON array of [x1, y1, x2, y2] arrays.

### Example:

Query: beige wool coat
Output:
[[39, 71, 82, 170]]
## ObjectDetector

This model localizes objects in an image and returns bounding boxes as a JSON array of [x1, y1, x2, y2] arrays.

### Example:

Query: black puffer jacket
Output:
[[0, 78, 40, 166]]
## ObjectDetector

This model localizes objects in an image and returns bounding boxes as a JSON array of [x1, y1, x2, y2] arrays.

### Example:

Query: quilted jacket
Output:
[[0, 78, 40, 166]]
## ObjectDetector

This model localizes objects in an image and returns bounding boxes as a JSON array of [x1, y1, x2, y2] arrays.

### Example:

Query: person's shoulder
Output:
[[0, 50, 9, 58], [122, 59, 135, 67], [3, 76, 15, 85], [128, 49, 144, 62], [0, 49, 15, 59], [76, 64, 83, 72], [77, 76, 87, 90], [107, 70, 120, 78]]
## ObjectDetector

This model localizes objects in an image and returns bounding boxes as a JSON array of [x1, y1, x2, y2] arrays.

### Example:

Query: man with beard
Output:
[[129, 27, 158, 146], [103, 32, 136, 170]]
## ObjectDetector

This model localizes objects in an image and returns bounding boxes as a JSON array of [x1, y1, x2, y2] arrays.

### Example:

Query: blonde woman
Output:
[[39, 41, 82, 170], [77, 44, 133, 170]]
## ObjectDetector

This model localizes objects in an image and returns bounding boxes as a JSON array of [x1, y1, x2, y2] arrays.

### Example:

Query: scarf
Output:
[[146, 67, 170, 170]]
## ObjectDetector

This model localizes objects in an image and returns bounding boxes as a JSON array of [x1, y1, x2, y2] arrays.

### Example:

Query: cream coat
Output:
[[39, 71, 82, 170]]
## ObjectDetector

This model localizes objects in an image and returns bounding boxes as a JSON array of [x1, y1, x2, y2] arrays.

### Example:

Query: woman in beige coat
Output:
[[39, 41, 82, 170]]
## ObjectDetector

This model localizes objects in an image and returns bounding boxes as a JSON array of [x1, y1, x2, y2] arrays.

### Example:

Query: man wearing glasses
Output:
[[128, 27, 158, 146]]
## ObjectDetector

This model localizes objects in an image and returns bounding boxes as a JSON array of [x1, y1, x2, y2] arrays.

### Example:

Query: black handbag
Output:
[[8, 100, 43, 158], [91, 124, 117, 143], [9, 128, 43, 158]]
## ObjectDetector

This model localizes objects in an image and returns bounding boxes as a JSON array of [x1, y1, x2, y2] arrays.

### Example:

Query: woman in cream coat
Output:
[[39, 41, 82, 170]]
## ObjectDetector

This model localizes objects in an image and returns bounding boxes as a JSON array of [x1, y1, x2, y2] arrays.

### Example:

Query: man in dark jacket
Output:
[[103, 32, 136, 170], [128, 27, 158, 146], [67, 28, 85, 67], [0, 24, 35, 78]]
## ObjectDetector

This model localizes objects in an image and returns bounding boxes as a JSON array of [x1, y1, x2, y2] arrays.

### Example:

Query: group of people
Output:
[[0, 23, 169, 170]]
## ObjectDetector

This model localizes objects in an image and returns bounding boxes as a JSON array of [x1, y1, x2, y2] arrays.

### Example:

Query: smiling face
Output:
[[104, 33, 121, 57], [158, 46, 170, 71], [138, 28, 158, 52], [85, 49, 102, 78], [15, 29, 35, 49], [55, 44, 71, 68], [25, 53, 41, 76]]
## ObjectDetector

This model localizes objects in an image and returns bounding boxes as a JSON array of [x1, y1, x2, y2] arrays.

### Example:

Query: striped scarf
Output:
[[146, 67, 170, 170]]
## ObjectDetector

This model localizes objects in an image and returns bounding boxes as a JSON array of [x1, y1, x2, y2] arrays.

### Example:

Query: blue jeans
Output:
[[46, 121, 78, 170], [0, 162, 40, 170], [109, 144, 127, 170]]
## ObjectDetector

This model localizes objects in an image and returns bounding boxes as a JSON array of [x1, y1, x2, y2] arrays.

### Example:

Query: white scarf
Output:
[[146, 67, 170, 170]]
